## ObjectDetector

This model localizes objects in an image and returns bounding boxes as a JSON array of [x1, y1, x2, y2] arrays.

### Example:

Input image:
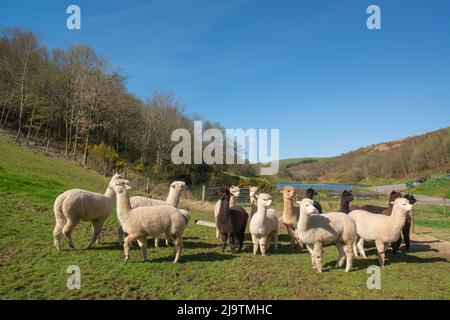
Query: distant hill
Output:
[[287, 127, 450, 183]]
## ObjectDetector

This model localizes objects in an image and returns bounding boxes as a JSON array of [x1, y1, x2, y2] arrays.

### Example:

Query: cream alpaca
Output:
[[296, 198, 357, 273], [281, 186, 301, 247], [249, 193, 278, 256], [118, 181, 186, 246], [111, 179, 188, 263], [349, 198, 413, 266], [53, 173, 122, 250], [214, 185, 240, 238]]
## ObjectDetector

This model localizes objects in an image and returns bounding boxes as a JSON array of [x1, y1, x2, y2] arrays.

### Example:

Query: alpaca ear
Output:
[[390, 201, 395, 205]]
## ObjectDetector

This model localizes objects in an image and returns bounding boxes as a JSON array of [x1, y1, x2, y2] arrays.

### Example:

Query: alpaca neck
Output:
[[250, 198, 258, 216], [388, 205, 407, 234], [230, 195, 237, 207], [166, 188, 180, 207], [340, 197, 350, 214], [253, 204, 268, 223], [297, 208, 311, 233], [116, 191, 132, 227], [104, 186, 116, 199], [283, 197, 295, 219]]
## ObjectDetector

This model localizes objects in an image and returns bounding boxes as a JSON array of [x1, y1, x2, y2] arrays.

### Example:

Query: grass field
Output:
[[1, 137, 449, 299]]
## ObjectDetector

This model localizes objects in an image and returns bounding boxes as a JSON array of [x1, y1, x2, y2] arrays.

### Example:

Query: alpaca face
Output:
[[218, 186, 231, 200], [283, 186, 295, 199], [249, 187, 259, 198], [391, 197, 413, 212], [110, 179, 131, 194], [229, 185, 240, 197], [342, 190, 353, 202], [389, 190, 402, 202], [110, 173, 123, 183], [297, 198, 319, 215], [171, 181, 186, 193], [257, 193, 272, 208], [403, 193, 417, 204]]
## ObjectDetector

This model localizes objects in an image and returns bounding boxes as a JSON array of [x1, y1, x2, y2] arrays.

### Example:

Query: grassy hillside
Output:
[[288, 127, 450, 185], [407, 177, 450, 199], [1, 136, 450, 299]]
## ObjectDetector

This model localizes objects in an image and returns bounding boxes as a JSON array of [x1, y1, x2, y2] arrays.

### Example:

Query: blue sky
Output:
[[1, 0, 450, 159]]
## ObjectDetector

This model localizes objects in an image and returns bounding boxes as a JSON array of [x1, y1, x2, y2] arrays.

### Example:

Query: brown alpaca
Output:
[[216, 186, 248, 254], [281, 186, 302, 247]]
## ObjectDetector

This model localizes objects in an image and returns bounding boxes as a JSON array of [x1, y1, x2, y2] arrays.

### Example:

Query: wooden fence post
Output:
[[444, 199, 447, 218], [202, 185, 206, 202], [146, 177, 150, 194]]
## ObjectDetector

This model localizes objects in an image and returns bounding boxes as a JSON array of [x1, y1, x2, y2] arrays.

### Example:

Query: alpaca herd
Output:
[[52, 177, 415, 272]]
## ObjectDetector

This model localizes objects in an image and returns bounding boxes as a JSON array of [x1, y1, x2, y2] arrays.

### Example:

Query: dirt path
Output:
[[409, 228, 450, 259], [372, 184, 450, 206]]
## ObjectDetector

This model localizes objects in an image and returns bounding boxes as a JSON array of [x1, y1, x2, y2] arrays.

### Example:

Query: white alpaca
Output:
[[249, 193, 278, 256], [53, 173, 122, 250], [249, 186, 259, 220], [349, 197, 413, 266], [296, 198, 357, 273], [111, 179, 188, 263], [118, 181, 186, 247], [214, 185, 240, 238]]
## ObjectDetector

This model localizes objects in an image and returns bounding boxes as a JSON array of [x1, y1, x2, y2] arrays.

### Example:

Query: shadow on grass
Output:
[[149, 251, 239, 264]]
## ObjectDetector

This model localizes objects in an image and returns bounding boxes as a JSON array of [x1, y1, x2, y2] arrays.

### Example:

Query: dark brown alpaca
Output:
[[216, 186, 248, 254], [339, 190, 354, 214], [306, 188, 322, 214]]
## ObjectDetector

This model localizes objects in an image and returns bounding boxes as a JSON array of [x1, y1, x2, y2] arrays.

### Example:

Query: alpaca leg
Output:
[[172, 236, 183, 263], [87, 219, 104, 248], [305, 243, 316, 269], [272, 232, 278, 251], [53, 218, 66, 251], [335, 241, 346, 268], [357, 238, 367, 259], [137, 238, 148, 262], [343, 243, 354, 272], [391, 236, 401, 255], [285, 224, 296, 247], [352, 236, 359, 257], [375, 240, 386, 267], [220, 233, 228, 253], [63, 218, 80, 249], [260, 237, 268, 256], [402, 220, 411, 251], [229, 234, 236, 254], [251, 234, 259, 255], [117, 226, 125, 245], [154, 237, 160, 248], [123, 234, 140, 261], [313, 243, 324, 273]]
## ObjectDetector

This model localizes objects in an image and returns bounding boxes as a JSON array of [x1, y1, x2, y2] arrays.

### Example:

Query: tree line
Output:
[[288, 127, 450, 183], [0, 27, 259, 185]]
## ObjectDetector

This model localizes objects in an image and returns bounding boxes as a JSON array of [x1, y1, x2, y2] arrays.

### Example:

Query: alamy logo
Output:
[[66, 265, 81, 290], [366, 265, 381, 290], [66, 5, 81, 30], [171, 121, 279, 175], [367, 5, 381, 30]]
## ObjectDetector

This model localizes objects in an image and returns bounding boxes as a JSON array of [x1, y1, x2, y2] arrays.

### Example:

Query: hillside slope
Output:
[[288, 127, 450, 183]]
